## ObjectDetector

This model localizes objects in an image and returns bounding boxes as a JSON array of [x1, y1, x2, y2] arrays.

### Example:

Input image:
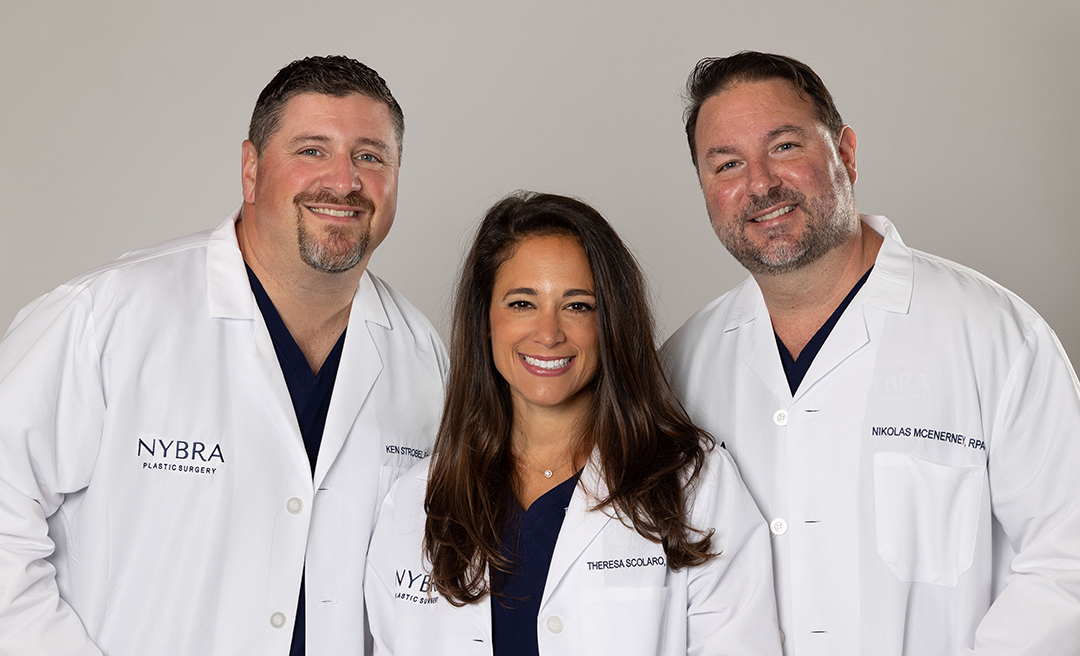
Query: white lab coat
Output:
[[364, 446, 782, 655], [661, 215, 1080, 655], [0, 212, 447, 655]]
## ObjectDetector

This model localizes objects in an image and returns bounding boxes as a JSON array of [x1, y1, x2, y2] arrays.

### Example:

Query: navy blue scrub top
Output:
[[246, 265, 346, 656], [776, 265, 873, 394], [491, 473, 580, 656]]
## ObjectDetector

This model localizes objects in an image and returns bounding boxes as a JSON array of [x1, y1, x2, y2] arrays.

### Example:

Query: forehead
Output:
[[495, 235, 592, 284], [696, 79, 820, 143], [275, 92, 396, 150]]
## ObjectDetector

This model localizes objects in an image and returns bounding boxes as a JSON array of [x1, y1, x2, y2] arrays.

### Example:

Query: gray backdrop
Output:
[[2, 0, 1078, 361]]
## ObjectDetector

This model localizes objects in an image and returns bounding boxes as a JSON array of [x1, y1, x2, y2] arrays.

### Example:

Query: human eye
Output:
[[299, 147, 322, 157], [715, 159, 740, 174], [355, 151, 387, 169], [507, 299, 534, 310], [565, 301, 595, 313], [774, 142, 799, 153]]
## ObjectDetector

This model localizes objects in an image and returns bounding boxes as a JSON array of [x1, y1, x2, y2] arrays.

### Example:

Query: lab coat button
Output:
[[770, 518, 788, 536], [286, 497, 303, 515], [270, 611, 287, 629], [546, 615, 564, 633], [773, 410, 788, 426]]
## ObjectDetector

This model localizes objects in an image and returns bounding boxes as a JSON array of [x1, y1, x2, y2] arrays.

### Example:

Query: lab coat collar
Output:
[[207, 208, 253, 320], [731, 215, 915, 401], [203, 208, 392, 329], [206, 207, 396, 488], [856, 214, 913, 315], [541, 450, 614, 611]]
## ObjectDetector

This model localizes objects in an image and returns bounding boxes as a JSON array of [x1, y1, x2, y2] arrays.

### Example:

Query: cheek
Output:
[[575, 322, 601, 366], [703, 180, 740, 212], [487, 316, 513, 366], [365, 171, 398, 202]]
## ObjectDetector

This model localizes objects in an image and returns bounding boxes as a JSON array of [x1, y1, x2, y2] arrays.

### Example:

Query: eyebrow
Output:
[[764, 124, 808, 142], [703, 124, 810, 161], [288, 134, 393, 156], [563, 289, 596, 298], [501, 288, 596, 299]]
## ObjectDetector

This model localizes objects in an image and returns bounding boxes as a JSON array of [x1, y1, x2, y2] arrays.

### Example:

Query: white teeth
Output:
[[523, 355, 571, 369], [309, 207, 358, 218], [754, 205, 795, 222]]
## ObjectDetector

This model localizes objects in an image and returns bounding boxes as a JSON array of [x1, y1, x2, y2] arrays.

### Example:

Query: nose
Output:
[[322, 155, 361, 196], [534, 309, 565, 347], [746, 159, 780, 197]]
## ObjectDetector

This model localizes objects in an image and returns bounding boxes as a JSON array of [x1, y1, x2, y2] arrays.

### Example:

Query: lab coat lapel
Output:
[[313, 271, 386, 489], [248, 310, 309, 458], [794, 216, 914, 398], [207, 211, 308, 468], [793, 302, 870, 399], [735, 282, 793, 402], [540, 454, 613, 610]]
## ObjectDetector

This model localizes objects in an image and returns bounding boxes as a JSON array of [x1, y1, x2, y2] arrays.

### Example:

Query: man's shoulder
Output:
[[65, 228, 217, 293], [906, 246, 1043, 328]]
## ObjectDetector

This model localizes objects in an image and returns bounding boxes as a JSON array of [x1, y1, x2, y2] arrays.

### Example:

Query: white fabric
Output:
[[365, 447, 782, 655], [0, 211, 448, 655], [661, 215, 1080, 655]]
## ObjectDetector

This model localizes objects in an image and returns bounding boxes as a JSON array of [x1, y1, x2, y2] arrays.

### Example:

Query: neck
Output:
[[509, 398, 590, 511], [756, 220, 883, 359], [511, 394, 590, 468], [237, 211, 363, 374]]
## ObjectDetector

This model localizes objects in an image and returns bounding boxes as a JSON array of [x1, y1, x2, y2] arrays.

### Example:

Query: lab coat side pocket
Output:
[[580, 586, 670, 655], [873, 452, 984, 586]]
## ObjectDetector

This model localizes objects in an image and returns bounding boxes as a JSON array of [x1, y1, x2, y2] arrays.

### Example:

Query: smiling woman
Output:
[[364, 192, 783, 655], [488, 234, 600, 443]]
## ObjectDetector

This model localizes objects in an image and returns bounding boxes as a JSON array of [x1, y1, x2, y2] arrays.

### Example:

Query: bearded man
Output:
[[0, 56, 446, 656], [662, 51, 1080, 656]]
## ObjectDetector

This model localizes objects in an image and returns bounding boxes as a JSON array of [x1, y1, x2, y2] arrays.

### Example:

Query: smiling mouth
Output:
[[523, 355, 572, 370], [307, 207, 360, 218], [753, 205, 796, 223]]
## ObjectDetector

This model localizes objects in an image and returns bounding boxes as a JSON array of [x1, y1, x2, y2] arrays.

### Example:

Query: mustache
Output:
[[294, 190, 376, 214], [738, 188, 805, 222]]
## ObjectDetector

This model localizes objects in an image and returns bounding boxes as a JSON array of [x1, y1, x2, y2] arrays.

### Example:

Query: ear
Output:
[[241, 140, 258, 205], [837, 125, 857, 185]]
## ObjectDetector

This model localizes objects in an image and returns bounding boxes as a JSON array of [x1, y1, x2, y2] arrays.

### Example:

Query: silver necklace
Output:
[[520, 456, 572, 478]]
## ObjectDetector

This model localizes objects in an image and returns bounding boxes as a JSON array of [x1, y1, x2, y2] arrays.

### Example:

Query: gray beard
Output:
[[296, 215, 369, 274], [713, 167, 858, 276]]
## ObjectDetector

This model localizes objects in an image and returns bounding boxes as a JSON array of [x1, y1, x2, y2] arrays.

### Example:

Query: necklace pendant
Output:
[[544, 470, 553, 478]]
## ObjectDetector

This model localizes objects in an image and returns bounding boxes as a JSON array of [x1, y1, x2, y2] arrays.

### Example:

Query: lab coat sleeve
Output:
[[971, 322, 1080, 655], [0, 286, 106, 655], [687, 448, 783, 655]]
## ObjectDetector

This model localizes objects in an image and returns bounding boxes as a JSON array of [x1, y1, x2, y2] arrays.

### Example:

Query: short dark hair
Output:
[[248, 55, 404, 158], [684, 51, 844, 168], [425, 191, 715, 605]]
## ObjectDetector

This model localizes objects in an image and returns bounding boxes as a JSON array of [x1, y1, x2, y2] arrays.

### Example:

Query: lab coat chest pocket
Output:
[[376, 465, 409, 513], [580, 586, 670, 655], [873, 452, 985, 585]]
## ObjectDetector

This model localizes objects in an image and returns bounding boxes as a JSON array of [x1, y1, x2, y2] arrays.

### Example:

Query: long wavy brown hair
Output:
[[424, 192, 716, 606]]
